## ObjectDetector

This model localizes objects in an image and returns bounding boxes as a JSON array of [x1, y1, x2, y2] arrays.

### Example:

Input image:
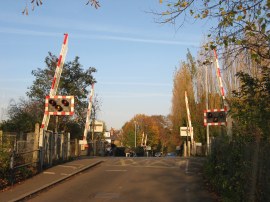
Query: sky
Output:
[[0, 0, 211, 129]]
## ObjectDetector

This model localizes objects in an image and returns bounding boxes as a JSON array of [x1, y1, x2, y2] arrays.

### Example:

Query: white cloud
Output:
[[0, 26, 199, 46], [99, 81, 171, 87], [74, 33, 199, 46], [100, 92, 170, 98], [0, 27, 61, 37], [0, 13, 137, 35]]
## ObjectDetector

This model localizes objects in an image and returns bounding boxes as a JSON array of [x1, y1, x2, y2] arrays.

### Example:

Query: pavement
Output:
[[0, 157, 103, 202]]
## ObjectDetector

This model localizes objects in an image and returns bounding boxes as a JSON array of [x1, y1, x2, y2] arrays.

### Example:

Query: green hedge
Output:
[[204, 136, 253, 201]]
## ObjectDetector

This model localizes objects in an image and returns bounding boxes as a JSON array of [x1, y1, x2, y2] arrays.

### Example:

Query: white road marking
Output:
[[120, 159, 127, 166], [105, 170, 127, 172], [94, 192, 120, 199]]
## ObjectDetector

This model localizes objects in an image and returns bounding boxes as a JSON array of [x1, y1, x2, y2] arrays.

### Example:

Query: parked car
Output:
[[165, 152, 177, 157], [154, 152, 162, 157]]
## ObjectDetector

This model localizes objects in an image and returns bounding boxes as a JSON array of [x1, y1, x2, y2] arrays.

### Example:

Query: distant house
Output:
[[103, 128, 123, 146], [104, 131, 111, 143]]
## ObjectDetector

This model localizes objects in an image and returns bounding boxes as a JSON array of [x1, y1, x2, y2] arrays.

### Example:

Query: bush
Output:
[[204, 136, 252, 201], [0, 148, 37, 190], [0, 149, 11, 190]]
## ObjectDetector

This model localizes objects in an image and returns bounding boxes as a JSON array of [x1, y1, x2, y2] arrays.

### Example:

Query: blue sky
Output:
[[0, 0, 210, 129]]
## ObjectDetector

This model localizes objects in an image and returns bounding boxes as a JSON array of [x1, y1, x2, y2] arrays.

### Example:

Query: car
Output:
[[154, 152, 162, 157], [165, 152, 177, 157]]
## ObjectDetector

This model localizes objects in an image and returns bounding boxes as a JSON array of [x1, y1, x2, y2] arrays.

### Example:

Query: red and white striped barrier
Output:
[[213, 49, 226, 102], [81, 84, 95, 147], [185, 91, 193, 141], [50, 34, 69, 96], [39, 34, 69, 147]]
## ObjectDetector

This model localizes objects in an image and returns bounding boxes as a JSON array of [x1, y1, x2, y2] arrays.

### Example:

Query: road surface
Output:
[[27, 157, 217, 202]]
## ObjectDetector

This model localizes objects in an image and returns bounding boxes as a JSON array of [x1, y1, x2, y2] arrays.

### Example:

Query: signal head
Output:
[[207, 112, 213, 118], [49, 99, 57, 106], [62, 99, 69, 106], [55, 105, 63, 112]]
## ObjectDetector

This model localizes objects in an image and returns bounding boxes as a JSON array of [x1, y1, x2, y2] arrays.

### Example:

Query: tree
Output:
[[0, 98, 42, 133], [90, 94, 102, 144], [171, 55, 195, 144], [231, 68, 270, 139], [150, 115, 171, 153], [121, 114, 172, 151], [22, 0, 100, 15], [122, 121, 136, 148], [157, 0, 270, 64], [1, 53, 97, 136]]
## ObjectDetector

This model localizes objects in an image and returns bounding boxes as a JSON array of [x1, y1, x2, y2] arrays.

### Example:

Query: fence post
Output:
[[60, 133, 64, 160], [187, 141, 191, 157], [39, 130, 45, 171], [49, 132, 53, 166], [67, 133, 70, 159], [75, 138, 78, 157], [54, 132, 57, 160], [33, 123, 39, 167], [183, 141, 187, 157], [0, 130, 3, 146], [10, 150, 15, 186]]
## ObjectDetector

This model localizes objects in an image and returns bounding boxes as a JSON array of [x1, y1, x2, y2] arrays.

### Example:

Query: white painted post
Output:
[[82, 84, 95, 149], [33, 123, 39, 165]]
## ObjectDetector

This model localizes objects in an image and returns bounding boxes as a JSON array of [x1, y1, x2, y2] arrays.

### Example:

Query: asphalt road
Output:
[[27, 157, 217, 202]]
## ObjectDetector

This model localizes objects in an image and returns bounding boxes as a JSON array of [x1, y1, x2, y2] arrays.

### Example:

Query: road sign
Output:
[[79, 140, 88, 145], [180, 127, 193, 136]]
